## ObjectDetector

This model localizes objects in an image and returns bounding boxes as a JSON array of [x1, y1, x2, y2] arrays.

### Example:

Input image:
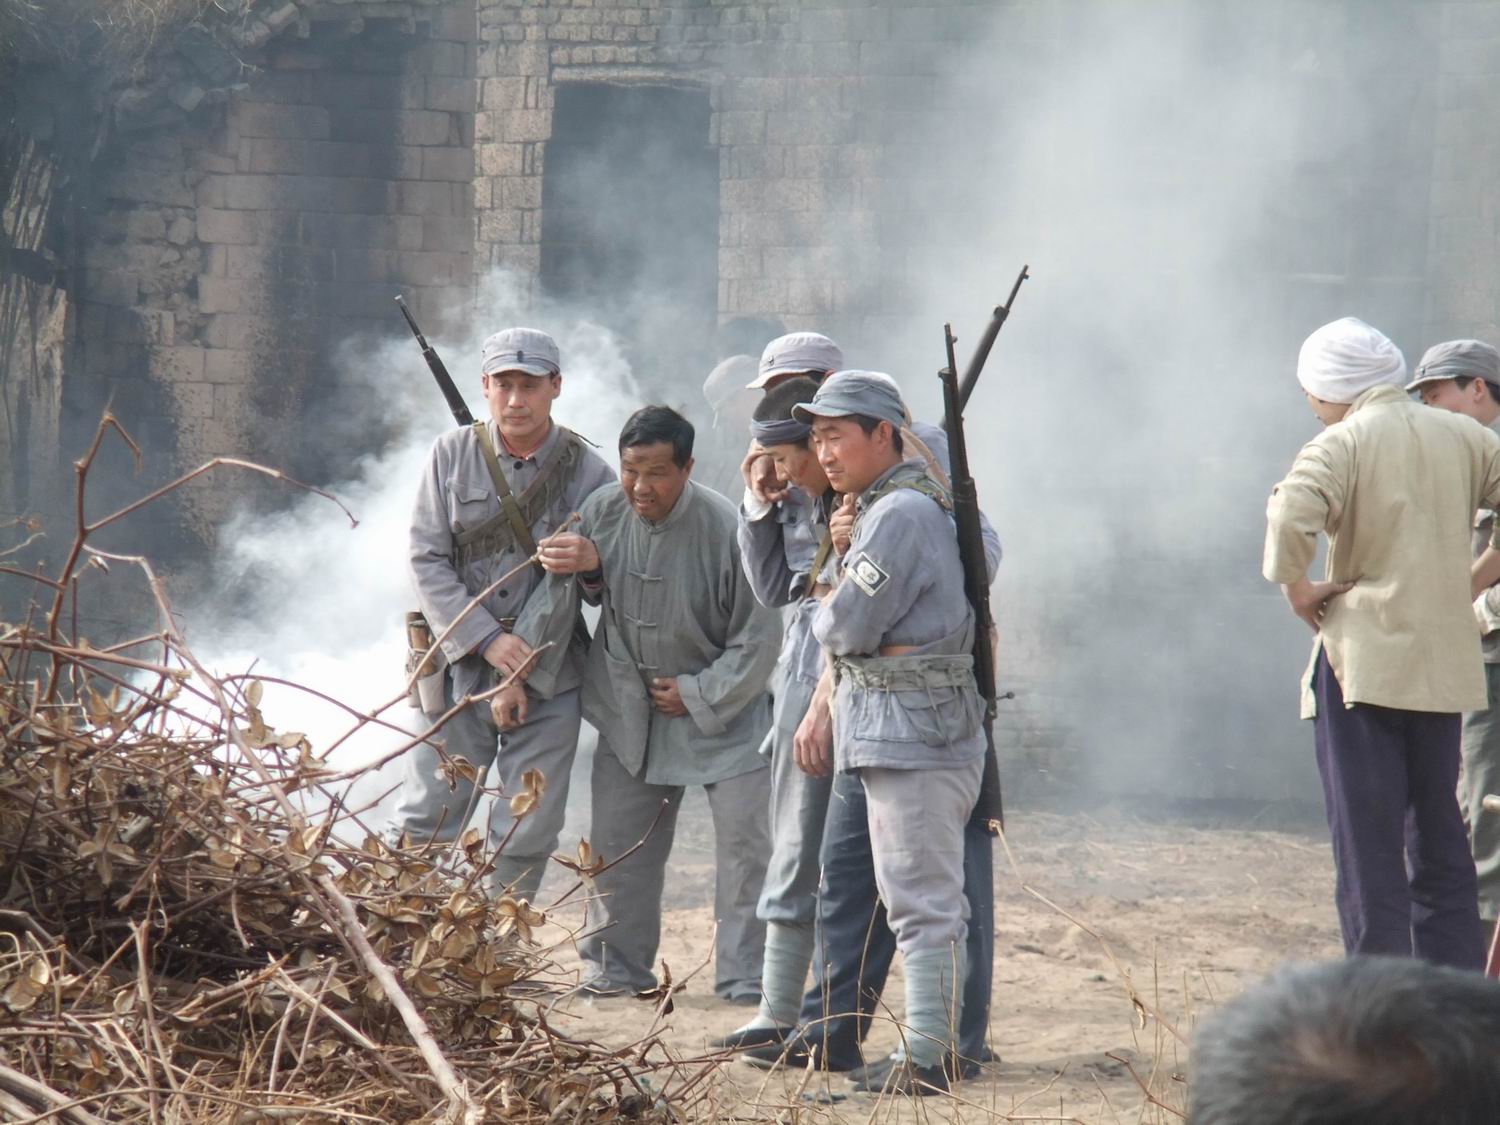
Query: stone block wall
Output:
[[61, 1, 477, 557]]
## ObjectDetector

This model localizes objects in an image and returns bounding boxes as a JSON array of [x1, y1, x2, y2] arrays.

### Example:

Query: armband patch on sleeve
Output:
[[847, 553, 891, 597]]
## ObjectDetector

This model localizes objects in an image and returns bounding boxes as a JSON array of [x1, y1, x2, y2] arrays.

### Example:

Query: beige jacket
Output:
[[1264, 383, 1500, 717]]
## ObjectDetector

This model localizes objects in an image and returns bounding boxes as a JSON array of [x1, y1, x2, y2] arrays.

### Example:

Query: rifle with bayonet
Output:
[[939, 264, 1029, 834], [397, 294, 474, 427], [394, 294, 594, 675]]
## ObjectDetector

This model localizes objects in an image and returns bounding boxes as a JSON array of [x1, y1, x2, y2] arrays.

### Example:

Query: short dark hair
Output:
[[848, 413, 903, 456], [619, 405, 694, 468], [1453, 375, 1500, 404], [752, 376, 822, 449], [1189, 957, 1500, 1125]]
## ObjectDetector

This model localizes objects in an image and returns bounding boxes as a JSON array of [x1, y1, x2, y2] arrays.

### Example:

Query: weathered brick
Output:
[[477, 142, 525, 176], [491, 109, 552, 142], [85, 270, 139, 307], [426, 76, 475, 112], [397, 181, 461, 216], [149, 345, 206, 382], [235, 103, 331, 139], [765, 111, 855, 146], [329, 110, 455, 146], [423, 146, 476, 182], [714, 111, 765, 145], [483, 77, 530, 109], [204, 348, 256, 384], [197, 276, 242, 314], [108, 164, 194, 208], [499, 176, 542, 209], [203, 314, 262, 351], [478, 209, 522, 243], [242, 138, 308, 174], [423, 216, 477, 252], [171, 381, 215, 419]]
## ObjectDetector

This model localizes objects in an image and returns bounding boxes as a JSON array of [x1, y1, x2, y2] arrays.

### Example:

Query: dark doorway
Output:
[[540, 84, 718, 397]]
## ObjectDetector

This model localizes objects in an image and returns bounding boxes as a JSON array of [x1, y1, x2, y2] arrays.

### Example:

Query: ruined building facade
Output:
[[4, 0, 1498, 798]]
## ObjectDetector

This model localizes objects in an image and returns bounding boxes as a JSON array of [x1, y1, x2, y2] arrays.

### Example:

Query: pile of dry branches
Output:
[[0, 413, 714, 1123]]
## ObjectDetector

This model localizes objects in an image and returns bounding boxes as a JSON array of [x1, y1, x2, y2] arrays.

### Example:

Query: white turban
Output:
[[1296, 317, 1407, 404]]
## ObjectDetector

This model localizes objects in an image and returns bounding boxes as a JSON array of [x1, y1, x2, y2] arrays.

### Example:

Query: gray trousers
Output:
[[1462, 662, 1500, 923], [862, 758, 983, 953], [388, 679, 582, 903], [580, 736, 771, 999], [758, 676, 831, 926]]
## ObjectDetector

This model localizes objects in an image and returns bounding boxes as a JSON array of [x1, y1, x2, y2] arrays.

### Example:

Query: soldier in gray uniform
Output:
[[714, 376, 839, 1048], [797, 371, 985, 1096], [1408, 338, 1500, 952], [390, 327, 615, 903], [522, 405, 781, 1001]]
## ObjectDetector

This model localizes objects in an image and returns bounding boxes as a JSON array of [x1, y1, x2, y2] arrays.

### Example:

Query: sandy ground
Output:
[[520, 798, 1342, 1124]]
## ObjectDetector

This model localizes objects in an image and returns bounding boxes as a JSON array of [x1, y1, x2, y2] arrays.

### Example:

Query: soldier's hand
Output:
[[648, 677, 688, 717], [538, 532, 600, 575], [745, 447, 789, 505], [829, 494, 856, 556], [490, 681, 529, 730], [483, 632, 533, 680], [1283, 577, 1354, 633], [793, 693, 833, 777]]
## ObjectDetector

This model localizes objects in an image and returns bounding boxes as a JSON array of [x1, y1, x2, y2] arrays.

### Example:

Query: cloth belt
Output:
[[832, 652, 975, 692]]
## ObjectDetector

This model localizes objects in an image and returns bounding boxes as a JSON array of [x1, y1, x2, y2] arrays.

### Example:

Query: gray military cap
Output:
[[749, 332, 844, 389], [1405, 339, 1500, 391], [791, 369, 907, 430], [481, 327, 560, 378]]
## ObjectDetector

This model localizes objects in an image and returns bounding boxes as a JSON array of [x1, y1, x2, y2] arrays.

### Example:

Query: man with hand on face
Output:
[[713, 376, 839, 1050], [520, 406, 780, 1002], [791, 372, 986, 1095], [1409, 339, 1500, 953], [391, 328, 616, 903], [732, 339, 999, 1082], [1266, 317, 1500, 969]]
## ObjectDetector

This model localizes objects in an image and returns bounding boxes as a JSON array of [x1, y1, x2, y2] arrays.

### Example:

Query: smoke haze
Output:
[[188, 1, 1448, 815]]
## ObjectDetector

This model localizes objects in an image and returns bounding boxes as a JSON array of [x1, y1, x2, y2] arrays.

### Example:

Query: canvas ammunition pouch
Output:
[[453, 422, 586, 570], [832, 653, 980, 749], [405, 611, 447, 713]]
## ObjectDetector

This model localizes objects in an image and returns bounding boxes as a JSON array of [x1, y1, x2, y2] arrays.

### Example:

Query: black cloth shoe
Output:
[[851, 1058, 950, 1097], [739, 1036, 862, 1073], [710, 1025, 792, 1051], [952, 1044, 999, 1081], [843, 1053, 897, 1086]]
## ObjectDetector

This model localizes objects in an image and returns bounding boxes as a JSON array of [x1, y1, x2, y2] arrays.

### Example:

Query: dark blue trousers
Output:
[[1313, 650, 1483, 970], [798, 770, 994, 1067]]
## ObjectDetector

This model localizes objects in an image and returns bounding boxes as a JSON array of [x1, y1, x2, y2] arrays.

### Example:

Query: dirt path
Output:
[[525, 806, 1342, 1122]]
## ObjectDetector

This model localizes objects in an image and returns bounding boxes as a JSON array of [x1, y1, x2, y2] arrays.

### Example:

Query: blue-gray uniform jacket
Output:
[[408, 420, 616, 703], [738, 418, 1000, 694], [517, 480, 781, 786], [812, 459, 986, 772]]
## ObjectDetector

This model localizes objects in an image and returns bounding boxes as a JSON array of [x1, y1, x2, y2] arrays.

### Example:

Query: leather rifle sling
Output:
[[472, 421, 542, 567]]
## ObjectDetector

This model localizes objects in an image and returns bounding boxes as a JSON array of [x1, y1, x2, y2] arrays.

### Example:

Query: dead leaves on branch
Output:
[[0, 415, 709, 1125]]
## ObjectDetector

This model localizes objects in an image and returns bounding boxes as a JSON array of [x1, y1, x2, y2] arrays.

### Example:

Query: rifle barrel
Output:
[[395, 295, 475, 427], [957, 264, 1029, 411]]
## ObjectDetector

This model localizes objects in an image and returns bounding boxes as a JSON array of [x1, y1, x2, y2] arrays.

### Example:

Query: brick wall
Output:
[[61, 1, 477, 559]]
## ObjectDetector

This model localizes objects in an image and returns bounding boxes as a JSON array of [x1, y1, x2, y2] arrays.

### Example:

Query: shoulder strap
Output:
[[808, 527, 835, 589], [472, 420, 538, 559]]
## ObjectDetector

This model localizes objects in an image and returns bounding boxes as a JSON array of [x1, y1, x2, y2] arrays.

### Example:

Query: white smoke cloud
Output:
[[186, 270, 642, 825]]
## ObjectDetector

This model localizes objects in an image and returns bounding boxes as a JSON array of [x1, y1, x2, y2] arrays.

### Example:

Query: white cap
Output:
[[481, 327, 560, 378], [748, 332, 843, 390]]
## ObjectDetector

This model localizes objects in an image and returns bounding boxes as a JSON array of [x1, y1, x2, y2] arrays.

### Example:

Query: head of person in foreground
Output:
[[1189, 956, 1500, 1125]]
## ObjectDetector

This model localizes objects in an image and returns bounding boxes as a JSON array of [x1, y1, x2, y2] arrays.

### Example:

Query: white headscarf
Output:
[[1296, 317, 1408, 404]]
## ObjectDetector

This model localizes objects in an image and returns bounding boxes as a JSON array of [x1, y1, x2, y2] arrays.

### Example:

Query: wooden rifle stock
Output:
[[942, 323, 1003, 834]]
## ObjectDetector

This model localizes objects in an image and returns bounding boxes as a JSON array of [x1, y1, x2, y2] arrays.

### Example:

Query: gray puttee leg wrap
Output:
[[900, 944, 967, 1069], [753, 920, 815, 1028]]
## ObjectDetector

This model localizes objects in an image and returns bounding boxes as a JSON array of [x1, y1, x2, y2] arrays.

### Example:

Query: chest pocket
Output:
[[447, 480, 496, 532]]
